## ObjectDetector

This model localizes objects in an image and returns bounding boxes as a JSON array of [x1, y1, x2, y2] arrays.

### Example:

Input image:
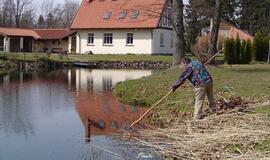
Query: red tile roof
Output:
[[70, 0, 166, 29], [0, 27, 76, 40], [0, 27, 40, 39], [34, 29, 76, 40]]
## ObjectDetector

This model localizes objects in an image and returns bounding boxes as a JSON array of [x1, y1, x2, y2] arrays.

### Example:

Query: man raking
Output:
[[171, 57, 216, 120]]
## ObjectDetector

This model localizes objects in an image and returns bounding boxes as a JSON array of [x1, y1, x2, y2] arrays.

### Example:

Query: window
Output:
[[103, 33, 113, 45], [103, 11, 112, 19], [160, 33, 164, 47], [119, 11, 127, 19], [126, 33, 133, 45], [131, 10, 139, 19], [87, 33, 94, 45]]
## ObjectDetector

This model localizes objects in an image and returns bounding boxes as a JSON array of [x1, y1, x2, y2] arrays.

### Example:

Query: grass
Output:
[[114, 64, 270, 156], [114, 64, 270, 113]]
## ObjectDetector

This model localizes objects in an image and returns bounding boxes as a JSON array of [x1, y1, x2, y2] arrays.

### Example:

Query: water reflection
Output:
[[0, 69, 160, 160]]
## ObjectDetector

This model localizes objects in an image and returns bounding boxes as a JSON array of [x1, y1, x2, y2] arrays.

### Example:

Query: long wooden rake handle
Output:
[[129, 49, 224, 128], [130, 90, 173, 128], [204, 49, 224, 65]]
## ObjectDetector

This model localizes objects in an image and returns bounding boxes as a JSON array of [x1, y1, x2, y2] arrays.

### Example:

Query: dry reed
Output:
[[129, 101, 270, 160]]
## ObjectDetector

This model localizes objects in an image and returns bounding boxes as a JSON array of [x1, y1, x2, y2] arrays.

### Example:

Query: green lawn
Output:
[[114, 64, 270, 112], [114, 63, 270, 158]]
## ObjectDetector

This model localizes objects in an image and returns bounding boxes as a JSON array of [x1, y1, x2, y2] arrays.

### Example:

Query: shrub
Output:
[[235, 34, 241, 64], [240, 40, 246, 64], [245, 40, 252, 64], [224, 38, 235, 64], [253, 32, 269, 62]]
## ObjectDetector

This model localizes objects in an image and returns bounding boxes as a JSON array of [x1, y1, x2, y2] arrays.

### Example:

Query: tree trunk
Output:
[[172, 0, 185, 65], [208, 0, 222, 55], [267, 40, 270, 64]]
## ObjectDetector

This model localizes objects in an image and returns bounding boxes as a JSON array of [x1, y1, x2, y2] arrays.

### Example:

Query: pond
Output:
[[0, 69, 161, 160]]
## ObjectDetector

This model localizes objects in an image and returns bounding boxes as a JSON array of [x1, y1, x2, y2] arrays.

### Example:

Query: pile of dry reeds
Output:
[[130, 101, 270, 160]]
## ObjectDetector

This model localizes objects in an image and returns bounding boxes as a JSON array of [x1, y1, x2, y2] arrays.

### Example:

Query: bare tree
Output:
[[1, 0, 15, 27], [208, 0, 223, 55], [60, 0, 79, 27], [13, 0, 33, 27]]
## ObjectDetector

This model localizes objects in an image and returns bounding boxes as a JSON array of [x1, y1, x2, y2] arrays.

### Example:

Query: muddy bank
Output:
[[16, 59, 172, 71]]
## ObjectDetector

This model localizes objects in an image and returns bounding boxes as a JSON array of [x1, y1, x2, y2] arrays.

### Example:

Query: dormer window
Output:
[[103, 11, 112, 19], [119, 11, 127, 19], [131, 10, 139, 19]]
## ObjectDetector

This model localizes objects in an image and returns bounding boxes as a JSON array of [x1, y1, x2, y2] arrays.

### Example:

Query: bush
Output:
[[240, 40, 246, 64], [235, 34, 241, 64], [244, 40, 252, 64], [253, 32, 269, 62], [224, 38, 253, 64], [224, 38, 235, 64]]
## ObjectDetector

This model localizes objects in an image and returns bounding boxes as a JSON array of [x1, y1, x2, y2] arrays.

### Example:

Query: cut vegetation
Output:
[[115, 64, 270, 159]]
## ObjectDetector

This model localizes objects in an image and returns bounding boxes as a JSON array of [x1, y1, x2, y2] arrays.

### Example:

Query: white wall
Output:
[[69, 69, 152, 92], [152, 29, 173, 54], [76, 29, 153, 54]]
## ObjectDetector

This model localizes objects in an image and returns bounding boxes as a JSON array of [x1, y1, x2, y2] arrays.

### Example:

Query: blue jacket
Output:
[[172, 61, 213, 90]]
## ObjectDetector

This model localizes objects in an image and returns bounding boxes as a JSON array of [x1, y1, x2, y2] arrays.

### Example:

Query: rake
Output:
[[129, 49, 224, 129]]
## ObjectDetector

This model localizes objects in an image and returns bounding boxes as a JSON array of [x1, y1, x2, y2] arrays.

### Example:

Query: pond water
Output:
[[0, 69, 161, 160]]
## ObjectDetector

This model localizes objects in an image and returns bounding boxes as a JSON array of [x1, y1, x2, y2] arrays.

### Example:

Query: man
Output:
[[171, 57, 216, 119]]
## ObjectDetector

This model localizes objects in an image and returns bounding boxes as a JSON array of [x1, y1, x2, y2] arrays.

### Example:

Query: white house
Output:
[[70, 0, 173, 54]]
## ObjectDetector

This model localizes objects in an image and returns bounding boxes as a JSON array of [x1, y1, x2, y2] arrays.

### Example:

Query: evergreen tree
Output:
[[235, 34, 241, 64], [224, 38, 235, 64], [37, 15, 46, 29], [245, 40, 252, 64], [254, 32, 269, 61], [240, 40, 246, 64]]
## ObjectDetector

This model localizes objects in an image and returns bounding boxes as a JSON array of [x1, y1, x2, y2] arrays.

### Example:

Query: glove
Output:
[[171, 86, 177, 92]]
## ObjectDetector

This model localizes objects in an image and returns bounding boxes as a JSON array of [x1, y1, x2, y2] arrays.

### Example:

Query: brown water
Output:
[[0, 69, 162, 160]]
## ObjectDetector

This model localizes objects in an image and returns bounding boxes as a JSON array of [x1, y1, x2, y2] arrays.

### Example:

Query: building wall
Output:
[[229, 27, 254, 41], [32, 39, 69, 52], [76, 29, 153, 54], [69, 69, 152, 92], [152, 29, 173, 54]]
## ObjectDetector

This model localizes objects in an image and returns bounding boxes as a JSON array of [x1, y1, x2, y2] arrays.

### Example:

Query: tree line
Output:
[[184, 0, 270, 57], [0, 0, 79, 28]]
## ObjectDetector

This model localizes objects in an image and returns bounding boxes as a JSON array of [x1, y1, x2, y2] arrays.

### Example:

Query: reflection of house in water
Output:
[[0, 69, 152, 143], [68, 69, 152, 91], [68, 69, 152, 143], [74, 91, 147, 143]]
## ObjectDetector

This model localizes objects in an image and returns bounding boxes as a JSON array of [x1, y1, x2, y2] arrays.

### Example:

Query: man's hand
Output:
[[171, 86, 177, 92]]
